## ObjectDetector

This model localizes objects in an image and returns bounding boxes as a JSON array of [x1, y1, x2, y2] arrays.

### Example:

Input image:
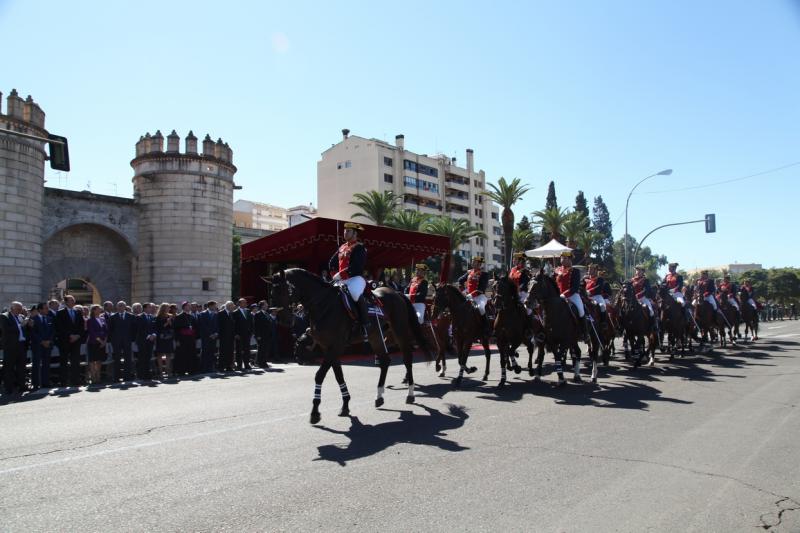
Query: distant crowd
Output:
[[0, 296, 311, 396]]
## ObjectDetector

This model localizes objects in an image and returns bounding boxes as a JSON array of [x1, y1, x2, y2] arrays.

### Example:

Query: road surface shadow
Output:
[[313, 403, 470, 466]]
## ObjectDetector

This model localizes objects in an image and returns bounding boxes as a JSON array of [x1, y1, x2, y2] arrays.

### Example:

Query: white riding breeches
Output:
[[590, 294, 606, 312], [562, 292, 585, 318], [638, 296, 654, 317], [727, 297, 740, 311], [412, 302, 426, 324], [704, 294, 718, 311], [468, 293, 488, 316], [671, 290, 685, 306], [518, 291, 528, 303], [333, 275, 366, 302], [747, 298, 757, 310]]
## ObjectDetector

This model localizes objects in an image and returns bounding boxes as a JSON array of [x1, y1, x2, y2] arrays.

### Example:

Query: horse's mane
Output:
[[284, 267, 329, 290], [442, 283, 467, 303]]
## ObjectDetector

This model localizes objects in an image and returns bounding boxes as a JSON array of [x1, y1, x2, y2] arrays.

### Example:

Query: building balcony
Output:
[[444, 176, 469, 191]]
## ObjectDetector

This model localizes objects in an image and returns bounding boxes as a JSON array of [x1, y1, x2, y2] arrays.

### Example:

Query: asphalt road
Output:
[[1, 320, 799, 532]]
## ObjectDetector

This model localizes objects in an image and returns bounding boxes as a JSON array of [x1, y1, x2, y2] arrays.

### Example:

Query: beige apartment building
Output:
[[317, 130, 504, 269], [234, 200, 318, 232]]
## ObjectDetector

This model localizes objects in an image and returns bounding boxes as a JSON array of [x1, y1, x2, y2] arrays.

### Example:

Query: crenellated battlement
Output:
[[0, 88, 46, 130], [133, 129, 234, 165]]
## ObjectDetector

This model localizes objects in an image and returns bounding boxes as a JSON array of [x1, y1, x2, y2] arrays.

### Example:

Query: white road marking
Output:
[[766, 325, 787, 330], [773, 333, 800, 338]]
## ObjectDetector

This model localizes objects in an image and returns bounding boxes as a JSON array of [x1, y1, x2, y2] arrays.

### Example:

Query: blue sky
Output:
[[2, 0, 798, 270]]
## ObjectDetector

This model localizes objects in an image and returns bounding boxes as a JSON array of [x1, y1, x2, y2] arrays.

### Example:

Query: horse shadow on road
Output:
[[313, 403, 470, 466]]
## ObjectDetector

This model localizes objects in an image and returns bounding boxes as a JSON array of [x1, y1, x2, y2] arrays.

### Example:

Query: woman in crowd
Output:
[[155, 303, 174, 378], [86, 304, 108, 384]]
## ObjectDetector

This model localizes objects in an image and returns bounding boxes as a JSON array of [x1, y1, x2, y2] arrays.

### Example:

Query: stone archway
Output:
[[42, 223, 134, 303]]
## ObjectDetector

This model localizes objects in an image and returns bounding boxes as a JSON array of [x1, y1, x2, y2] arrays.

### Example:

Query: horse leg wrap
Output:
[[314, 384, 321, 401], [376, 385, 384, 400], [407, 382, 414, 397], [339, 382, 350, 399]]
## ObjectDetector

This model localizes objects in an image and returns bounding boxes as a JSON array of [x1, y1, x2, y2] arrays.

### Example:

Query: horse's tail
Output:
[[404, 297, 433, 362]]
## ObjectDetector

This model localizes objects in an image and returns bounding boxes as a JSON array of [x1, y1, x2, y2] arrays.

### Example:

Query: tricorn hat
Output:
[[472, 256, 484, 263], [513, 252, 526, 260], [634, 264, 646, 271], [668, 262, 679, 268], [343, 222, 364, 231], [561, 251, 573, 258], [415, 263, 429, 271]]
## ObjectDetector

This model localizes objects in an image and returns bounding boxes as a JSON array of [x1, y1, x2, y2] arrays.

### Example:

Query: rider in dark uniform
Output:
[[328, 222, 370, 334]]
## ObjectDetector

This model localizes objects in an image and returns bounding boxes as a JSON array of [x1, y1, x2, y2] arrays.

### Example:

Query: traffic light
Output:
[[705, 213, 716, 233], [48, 134, 70, 172]]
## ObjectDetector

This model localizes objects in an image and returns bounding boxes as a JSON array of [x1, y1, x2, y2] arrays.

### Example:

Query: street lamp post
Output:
[[624, 169, 673, 279]]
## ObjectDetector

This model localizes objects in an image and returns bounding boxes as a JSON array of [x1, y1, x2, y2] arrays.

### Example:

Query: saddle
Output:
[[337, 285, 383, 321]]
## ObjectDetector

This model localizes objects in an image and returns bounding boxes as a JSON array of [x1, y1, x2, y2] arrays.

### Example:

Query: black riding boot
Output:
[[357, 295, 372, 340]]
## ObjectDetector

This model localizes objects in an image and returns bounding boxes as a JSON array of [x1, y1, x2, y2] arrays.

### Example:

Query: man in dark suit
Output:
[[196, 301, 219, 373], [134, 303, 156, 380], [234, 298, 254, 371], [253, 300, 272, 368], [31, 303, 55, 389], [1, 301, 28, 394], [217, 301, 237, 372], [108, 300, 136, 382], [55, 295, 86, 387]]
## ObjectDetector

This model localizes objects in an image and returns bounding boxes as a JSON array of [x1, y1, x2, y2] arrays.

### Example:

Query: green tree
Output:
[[768, 268, 800, 303], [387, 209, 430, 231], [482, 177, 532, 270], [574, 191, 590, 226], [532, 207, 570, 244], [349, 190, 398, 226], [512, 227, 535, 255], [562, 211, 589, 248], [575, 230, 601, 266], [426, 216, 487, 281], [231, 231, 241, 299], [545, 181, 558, 210], [591, 195, 614, 274], [612, 235, 667, 283]]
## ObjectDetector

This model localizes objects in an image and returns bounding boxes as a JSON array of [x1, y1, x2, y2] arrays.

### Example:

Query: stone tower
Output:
[[131, 130, 237, 304], [0, 89, 47, 306]]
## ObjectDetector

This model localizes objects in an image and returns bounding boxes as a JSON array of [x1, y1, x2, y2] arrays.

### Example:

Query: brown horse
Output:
[[688, 287, 727, 350], [525, 269, 589, 385], [431, 284, 492, 388], [615, 281, 656, 368], [718, 298, 739, 347], [268, 268, 430, 424], [491, 275, 536, 387]]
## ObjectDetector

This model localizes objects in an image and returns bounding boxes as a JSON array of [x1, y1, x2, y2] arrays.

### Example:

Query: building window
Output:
[[344, 160, 352, 168], [337, 162, 342, 170], [403, 159, 438, 178], [491, 212, 498, 220], [493, 226, 502, 235], [384, 156, 393, 166], [474, 208, 483, 217], [202, 279, 212, 292], [384, 173, 393, 183]]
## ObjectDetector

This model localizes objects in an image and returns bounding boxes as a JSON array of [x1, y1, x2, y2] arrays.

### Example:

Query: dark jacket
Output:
[[253, 310, 271, 340], [108, 311, 136, 349], [217, 309, 236, 348], [55, 306, 86, 345], [233, 307, 254, 337], [135, 313, 156, 347], [1, 312, 27, 354], [32, 313, 54, 345], [196, 309, 219, 339], [328, 242, 367, 279], [173, 312, 197, 338]]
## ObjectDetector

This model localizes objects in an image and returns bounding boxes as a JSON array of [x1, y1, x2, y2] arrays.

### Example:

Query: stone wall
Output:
[[0, 90, 47, 307], [43, 188, 137, 249]]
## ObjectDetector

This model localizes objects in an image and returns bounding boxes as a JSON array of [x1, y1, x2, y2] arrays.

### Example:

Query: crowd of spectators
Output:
[[0, 295, 310, 396]]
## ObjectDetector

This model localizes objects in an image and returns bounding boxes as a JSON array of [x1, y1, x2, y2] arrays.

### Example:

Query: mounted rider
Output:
[[458, 256, 489, 316], [555, 251, 584, 320], [718, 274, 740, 315], [631, 264, 656, 320], [508, 252, 532, 315], [328, 222, 371, 335], [663, 262, 686, 306], [740, 278, 758, 311], [584, 263, 608, 314], [696, 270, 718, 311], [405, 263, 429, 325]]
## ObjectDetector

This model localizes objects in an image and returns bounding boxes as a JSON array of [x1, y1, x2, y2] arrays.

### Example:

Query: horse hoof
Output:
[[401, 377, 409, 385], [405, 396, 415, 404], [310, 412, 321, 424], [338, 408, 350, 417], [482, 374, 489, 381], [533, 375, 541, 382], [528, 368, 535, 377], [497, 380, 506, 388], [591, 377, 598, 385], [375, 397, 384, 408], [438, 370, 445, 377], [513, 365, 522, 374], [435, 362, 441, 372], [555, 379, 567, 388], [467, 366, 478, 374]]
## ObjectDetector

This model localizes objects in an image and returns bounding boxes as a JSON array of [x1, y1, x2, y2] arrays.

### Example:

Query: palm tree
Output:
[[482, 177, 532, 270], [575, 229, 601, 265], [532, 207, 570, 243], [562, 212, 589, 248], [349, 190, 398, 226], [426, 216, 487, 281], [386, 209, 430, 232], [512, 227, 534, 256]]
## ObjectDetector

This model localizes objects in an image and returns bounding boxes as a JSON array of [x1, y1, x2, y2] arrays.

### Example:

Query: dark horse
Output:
[[268, 268, 430, 424], [656, 285, 690, 358], [687, 285, 726, 350], [431, 284, 492, 388], [739, 291, 759, 341], [615, 281, 656, 368], [525, 269, 594, 385], [491, 275, 535, 387]]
